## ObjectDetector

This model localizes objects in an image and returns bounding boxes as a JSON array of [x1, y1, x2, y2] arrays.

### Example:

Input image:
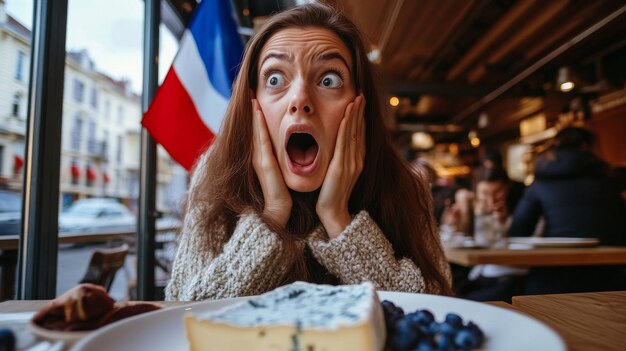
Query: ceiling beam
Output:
[[450, 4, 626, 124], [446, 0, 539, 81], [396, 123, 464, 133], [387, 81, 543, 98]]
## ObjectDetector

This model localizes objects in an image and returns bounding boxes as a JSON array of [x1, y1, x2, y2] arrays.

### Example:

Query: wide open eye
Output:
[[266, 72, 286, 88], [320, 72, 343, 88]]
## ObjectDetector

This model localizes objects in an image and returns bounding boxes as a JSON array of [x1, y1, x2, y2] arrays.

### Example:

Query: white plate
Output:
[[70, 292, 565, 351], [508, 237, 600, 248]]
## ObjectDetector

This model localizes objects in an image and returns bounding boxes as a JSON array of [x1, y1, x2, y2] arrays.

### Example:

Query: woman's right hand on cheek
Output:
[[252, 99, 292, 228]]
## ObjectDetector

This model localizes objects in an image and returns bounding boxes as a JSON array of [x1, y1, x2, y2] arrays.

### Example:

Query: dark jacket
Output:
[[509, 149, 626, 246]]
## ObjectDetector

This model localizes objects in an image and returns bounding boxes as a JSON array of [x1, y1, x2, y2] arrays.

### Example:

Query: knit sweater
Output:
[[165, 207, 451, 301]]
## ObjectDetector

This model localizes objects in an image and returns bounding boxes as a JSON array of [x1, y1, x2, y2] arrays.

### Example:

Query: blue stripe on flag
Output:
[[189, 0, 244, 98]]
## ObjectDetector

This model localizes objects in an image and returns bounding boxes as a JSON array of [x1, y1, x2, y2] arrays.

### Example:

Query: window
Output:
[[87, 120, 97, 154], [73, 79, 84, 102], [104, 100, 111, 120], [12, 93, 21, 117], [103, 130, 109, 159], [71, 115, 83, 151], [117, 105, 124, 123], [15, 51, 26, 81], [116, 135, 123, 163], [90, 87, 98, 109]]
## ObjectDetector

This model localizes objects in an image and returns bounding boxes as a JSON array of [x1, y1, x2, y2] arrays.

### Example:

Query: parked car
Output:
[[0, 190, 22, 236], [59, 198, 136, 234]]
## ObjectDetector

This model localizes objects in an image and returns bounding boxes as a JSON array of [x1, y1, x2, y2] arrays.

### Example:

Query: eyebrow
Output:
[[316, 52, 351, 70], [260, 52, 291, 67], [259, 51, 351, 71]]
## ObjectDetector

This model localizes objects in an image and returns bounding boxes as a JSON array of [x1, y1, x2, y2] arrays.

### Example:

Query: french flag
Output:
[[142, 0, 244, 171]]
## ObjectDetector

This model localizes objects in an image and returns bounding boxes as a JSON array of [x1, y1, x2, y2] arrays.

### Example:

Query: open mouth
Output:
[[286, 132, 319, 167]]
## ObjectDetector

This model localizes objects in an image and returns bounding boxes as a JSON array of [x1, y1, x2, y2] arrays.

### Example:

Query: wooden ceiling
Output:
[[320, 0, 626, 147], [170, 0, 626, 149]]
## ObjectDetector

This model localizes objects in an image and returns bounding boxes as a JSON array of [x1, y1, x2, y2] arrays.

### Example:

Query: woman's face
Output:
[[255, 27, 357, 193]]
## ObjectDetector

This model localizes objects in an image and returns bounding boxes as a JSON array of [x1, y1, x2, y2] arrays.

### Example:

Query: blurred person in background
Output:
[[510, 127, 626, 294], [481, 150, 525, 214], [454, 167, 528, 301]]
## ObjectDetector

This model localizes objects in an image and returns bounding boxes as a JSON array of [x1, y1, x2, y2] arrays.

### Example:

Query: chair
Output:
[[79, 244, 129, 292]]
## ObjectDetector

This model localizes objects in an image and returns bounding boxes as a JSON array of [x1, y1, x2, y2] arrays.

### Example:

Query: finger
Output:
[[251, 100, 260, 159], [336, 101, 354, 159], [358, 94, 366, 142], [253, 101, 273, 156]]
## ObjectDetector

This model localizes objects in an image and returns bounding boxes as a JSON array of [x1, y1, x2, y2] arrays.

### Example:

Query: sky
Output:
[[5, 0, 178, 93]]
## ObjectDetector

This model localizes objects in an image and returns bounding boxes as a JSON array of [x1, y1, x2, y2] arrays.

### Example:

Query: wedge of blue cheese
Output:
[[185, 281, 386, 351]]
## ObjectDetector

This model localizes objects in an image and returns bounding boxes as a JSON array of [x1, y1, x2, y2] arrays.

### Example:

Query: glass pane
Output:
[[1, 0, 32, 300], [154, 23, 182, 297], [58, 0, 144, 300]]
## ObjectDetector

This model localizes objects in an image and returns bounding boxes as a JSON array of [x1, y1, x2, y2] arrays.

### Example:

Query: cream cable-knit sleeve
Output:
[[165, 211, 287, 301], [307, 210, 447, 294]]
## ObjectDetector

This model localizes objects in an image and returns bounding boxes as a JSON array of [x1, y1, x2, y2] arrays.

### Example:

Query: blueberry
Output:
[[386, 314, 403, 335], [380, 300, 404, 318], [444, 313, 463, 328], [438, 322, 458, 336], [427, 322, 441, 334], [465, 321, 485, 345], [454, 328, 481, 350], [391, 329, 419, 350], [406, 309, 435, 326], [413, 339, 436, 351], [436, 335, 455, 351], [0, 328, 15, 351], [395, 318, 417, 334], [382, 300, 405, 316]]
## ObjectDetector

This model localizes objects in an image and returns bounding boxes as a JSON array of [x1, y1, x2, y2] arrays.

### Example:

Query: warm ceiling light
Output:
[[411, 132, 434, 149], [389, 96, 400, 107], [557, 67, 575, 92], [367, 48, 381, 64], [468, 130, 480, 148], [478, 112, 489, 128], [560, 82, 575, 92]]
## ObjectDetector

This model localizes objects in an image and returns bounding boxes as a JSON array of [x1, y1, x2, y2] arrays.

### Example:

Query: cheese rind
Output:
[[185, 281, 386, 351]]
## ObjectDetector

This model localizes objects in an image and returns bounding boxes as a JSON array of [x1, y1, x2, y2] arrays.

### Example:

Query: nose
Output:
[[288, 81, 314, 115]]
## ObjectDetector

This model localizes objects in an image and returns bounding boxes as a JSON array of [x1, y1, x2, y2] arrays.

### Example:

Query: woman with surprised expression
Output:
[[166, 3, 452, 301]]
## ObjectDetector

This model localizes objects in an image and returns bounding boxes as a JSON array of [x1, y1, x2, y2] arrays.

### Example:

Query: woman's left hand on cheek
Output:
[[316, 94, 366, 238]]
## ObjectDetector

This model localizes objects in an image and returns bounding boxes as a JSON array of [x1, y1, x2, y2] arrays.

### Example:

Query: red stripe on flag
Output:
[[142, 69, 215, 170]]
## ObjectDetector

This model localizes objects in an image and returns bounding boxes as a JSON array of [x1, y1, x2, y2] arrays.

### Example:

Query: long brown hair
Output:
[[186, 3, 451, 294]]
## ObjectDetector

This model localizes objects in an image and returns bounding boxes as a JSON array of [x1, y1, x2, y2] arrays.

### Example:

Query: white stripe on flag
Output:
[[174, 31, 229, 134]]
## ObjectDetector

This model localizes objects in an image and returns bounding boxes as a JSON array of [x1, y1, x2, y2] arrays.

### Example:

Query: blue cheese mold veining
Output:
[[198, 281, 374, 329]]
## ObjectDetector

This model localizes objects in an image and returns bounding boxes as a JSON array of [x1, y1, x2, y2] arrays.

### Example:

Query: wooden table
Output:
[[2, 295, 624, 351], [445, 246, 626, 267], [512, 291, 626, 351]]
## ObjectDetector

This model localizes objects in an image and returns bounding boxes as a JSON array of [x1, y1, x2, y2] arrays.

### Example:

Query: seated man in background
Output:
[[510, 127, 626, 294], [455, 167, 527, 302]]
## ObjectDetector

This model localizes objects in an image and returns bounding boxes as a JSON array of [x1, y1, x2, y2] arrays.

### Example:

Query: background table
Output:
[[445, 246, 626, 266]]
